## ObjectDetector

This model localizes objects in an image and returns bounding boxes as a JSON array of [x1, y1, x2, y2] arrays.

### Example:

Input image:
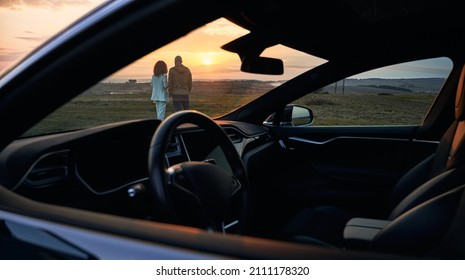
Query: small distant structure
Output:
[[126, 79, 137, 84]]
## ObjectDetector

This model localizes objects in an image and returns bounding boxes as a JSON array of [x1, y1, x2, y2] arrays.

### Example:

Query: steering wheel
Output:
[[148, 110, 250, 234]]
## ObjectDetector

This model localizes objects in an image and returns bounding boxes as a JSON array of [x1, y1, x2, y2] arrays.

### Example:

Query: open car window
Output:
[[288, 57, 453, 126]]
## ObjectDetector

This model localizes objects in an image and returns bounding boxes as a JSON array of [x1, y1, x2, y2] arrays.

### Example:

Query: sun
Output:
[[199, 53, 217, 66], [202, 57, 213, 65]]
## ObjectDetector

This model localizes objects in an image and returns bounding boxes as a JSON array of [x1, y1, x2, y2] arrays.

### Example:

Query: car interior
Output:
[[280, 65, 465, 254], [1, 0, 465, 259]]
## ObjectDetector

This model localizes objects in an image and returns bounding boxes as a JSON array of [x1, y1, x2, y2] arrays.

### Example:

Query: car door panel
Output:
[[267, 125, 438, 212]]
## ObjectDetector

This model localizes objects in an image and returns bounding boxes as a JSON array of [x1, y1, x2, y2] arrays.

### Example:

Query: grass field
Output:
[[295, 91, 436, 125], [24, 79, 438, 136]]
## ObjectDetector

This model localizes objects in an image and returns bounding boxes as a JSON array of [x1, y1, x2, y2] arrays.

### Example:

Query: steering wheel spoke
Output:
[[167, 164, 197, 197]]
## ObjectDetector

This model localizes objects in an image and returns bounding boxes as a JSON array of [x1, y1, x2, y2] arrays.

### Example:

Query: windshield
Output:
[[21, 17, 327, 137]]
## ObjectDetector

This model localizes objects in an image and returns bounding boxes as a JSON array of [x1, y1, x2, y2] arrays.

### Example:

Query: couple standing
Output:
[[150, 55, 192, 120]]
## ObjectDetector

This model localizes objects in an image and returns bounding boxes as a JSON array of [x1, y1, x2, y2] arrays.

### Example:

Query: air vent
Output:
[[224, 128, 243, 144], [25, 151, 70, 188]]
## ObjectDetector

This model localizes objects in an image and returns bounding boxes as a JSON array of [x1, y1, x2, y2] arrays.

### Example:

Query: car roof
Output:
[[224, 0, 464, 62]]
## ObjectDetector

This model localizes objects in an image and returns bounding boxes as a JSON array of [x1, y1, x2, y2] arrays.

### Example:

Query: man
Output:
[[168, 55, 192, 111]]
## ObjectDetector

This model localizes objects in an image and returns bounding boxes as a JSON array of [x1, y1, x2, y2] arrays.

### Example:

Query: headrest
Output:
[[456, 64, 465, 121]]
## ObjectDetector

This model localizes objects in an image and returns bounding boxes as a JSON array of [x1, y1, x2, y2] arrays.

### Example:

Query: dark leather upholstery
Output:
[[387, 65, 465, 218], [455, 65, 465, 121], [284, 64, 465, 253], [371, 185, 465, 257]]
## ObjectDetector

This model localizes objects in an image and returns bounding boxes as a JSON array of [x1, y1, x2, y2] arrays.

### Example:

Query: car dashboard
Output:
[[0, 118, 273, 217]]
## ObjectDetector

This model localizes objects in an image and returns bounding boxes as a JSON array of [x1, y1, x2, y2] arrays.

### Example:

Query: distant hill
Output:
[[322, 78, 446, 94], [84, 79, 277, 96], [85, 78, 446, 96]]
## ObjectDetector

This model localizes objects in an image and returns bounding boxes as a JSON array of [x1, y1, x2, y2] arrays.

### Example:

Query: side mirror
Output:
[[264, 104, 314, 126]]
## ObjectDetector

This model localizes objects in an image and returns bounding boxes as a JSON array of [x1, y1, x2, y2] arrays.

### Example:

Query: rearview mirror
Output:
[[240, 56, 284, 75]]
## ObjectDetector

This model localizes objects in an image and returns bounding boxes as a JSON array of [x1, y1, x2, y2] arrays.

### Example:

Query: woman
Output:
[[150, 60, 169, 119]]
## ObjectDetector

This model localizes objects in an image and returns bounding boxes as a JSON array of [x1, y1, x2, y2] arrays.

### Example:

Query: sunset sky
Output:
[[0, 0, 106, 73], [0, 0, 452, 82], [0, 0, 326, 82]]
